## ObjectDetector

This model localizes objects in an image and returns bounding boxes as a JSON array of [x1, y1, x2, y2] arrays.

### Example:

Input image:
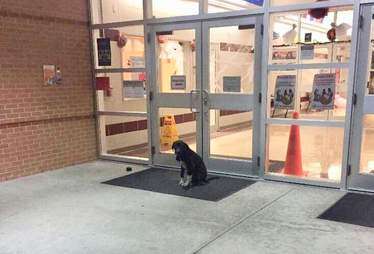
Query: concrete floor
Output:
[[1, 160, 374, 254]]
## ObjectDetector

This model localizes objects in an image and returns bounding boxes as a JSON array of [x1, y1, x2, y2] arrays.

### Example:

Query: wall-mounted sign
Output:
[[311, 73, 336, 110], [43, 65, 62, 85], [123, 80, 145, 98], [223, 76, 241, 92], [274, 75, 296, 109], [96, 77, 110, 90], [130, 56, 145, 68], [301, 45, 315, 60], [171, 75, 186, 90], [97, 38, 111, 66]]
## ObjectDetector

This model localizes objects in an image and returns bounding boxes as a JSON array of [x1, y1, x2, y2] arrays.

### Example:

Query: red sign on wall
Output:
[[96, 77, 110, 90]]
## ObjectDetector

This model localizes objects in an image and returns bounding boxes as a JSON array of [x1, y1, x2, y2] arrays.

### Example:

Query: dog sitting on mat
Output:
[[172, 140, 208, 188]]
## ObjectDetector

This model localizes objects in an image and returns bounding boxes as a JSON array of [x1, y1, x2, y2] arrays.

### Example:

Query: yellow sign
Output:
[[160, 115, 179, 149]]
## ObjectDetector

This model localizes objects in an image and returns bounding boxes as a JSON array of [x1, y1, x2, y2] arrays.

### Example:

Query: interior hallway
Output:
[[1, 160, 373, 254]]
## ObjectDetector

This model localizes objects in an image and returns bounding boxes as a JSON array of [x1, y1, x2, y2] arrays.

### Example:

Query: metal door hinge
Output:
[[149, 91, 153, 101], [258, 92, 262, 104], [359, 15, 364, 29], [347, 165, 352, 176], [353, 93, 357, 106], [147, 32, 151, 43], [257, 156, 260, 167], [261, 24, 264, 35], [151, 146, 155, 155]]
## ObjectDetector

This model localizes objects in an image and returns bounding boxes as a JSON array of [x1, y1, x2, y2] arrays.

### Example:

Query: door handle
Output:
[[190, 89, 200, 113], [202, 89, 210, 115]]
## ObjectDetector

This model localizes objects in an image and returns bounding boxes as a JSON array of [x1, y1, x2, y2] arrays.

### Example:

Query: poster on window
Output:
[[97, 38, 111, 66], [123, 80, 145, 98], [274, 75, 296, 109], [311, 73, 336, 110]]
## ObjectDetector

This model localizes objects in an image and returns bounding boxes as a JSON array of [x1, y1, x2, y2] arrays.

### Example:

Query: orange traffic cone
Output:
[[283, 112, 304, 176]]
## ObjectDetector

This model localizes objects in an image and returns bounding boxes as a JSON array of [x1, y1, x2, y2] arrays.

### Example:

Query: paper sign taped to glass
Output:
[[123, 80, 145, 98], [223, 76, 241, 92], [301, 45, 315, 60], [274, 75, 296, 109], [311, 73, 336, 110], [171, 75, 186, 90]]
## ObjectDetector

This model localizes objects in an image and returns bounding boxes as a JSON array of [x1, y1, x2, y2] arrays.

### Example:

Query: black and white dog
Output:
[[172, 140, 208, 188]]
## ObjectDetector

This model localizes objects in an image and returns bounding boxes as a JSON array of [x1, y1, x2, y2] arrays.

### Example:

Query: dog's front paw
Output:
[[179, 178, 184, 186]]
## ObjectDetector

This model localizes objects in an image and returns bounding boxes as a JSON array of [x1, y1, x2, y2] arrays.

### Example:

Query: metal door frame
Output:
[[148, 21, 203, 168], [348, 4, 374, 192], [201, 15, 263, 177]]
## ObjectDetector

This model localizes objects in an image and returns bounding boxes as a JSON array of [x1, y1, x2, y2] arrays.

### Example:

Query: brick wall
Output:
[[0, 0, 97, 181]]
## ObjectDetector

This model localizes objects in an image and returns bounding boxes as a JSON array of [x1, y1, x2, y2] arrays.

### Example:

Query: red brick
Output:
[[0, 1, 97, 182]]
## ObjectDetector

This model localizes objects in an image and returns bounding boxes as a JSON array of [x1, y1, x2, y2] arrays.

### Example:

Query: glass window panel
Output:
[[91, 0, 143, 24], [99, 115, 148, 159], [96, 73, 147, 112], [152, 0, 199, 18], [268, 68, 348, 121], [208, 0, 263, 13], [269, 8, 353, 65], [159, 108, 197, 153], [266, 124, 343, 183], [209, 26, 255, 94], [93, 26, 145, 70], [209, 109, 252, 160], [360, 115, 374, 174], [271, 0, 331, 6], [156, 29, 196, 93]]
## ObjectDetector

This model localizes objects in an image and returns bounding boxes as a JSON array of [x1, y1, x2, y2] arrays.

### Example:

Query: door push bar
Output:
[[190, 89, 211, 113], [190, 89, 200, 113]]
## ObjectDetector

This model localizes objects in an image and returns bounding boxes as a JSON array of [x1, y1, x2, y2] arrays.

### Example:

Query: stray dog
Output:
[[172, 140, 208, 188]]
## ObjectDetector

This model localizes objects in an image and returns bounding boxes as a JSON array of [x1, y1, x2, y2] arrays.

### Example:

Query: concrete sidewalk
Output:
[[0, 161, 373, 254]]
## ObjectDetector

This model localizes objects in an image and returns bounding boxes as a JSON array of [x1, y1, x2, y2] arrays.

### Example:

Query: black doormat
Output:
[[318, 193, 374, 228], [102, 167, 256, 202]]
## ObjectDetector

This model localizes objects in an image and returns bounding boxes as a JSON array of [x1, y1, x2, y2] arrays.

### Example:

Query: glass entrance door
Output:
[[201, 16, 263, 176], [149, 22, 202, 167], [149, 17, 262, 176], [349, 5, 374, 191]]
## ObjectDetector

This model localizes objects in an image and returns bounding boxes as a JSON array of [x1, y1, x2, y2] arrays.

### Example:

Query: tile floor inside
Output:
[[111, 121, 374, 182], [1, 160, 374, 254]]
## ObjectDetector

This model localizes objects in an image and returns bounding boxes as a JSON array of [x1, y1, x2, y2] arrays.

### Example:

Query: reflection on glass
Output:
[[153, 0, 199, 18], [268, 69, 348, 121], [208, 0, 263, 13], [100, 115, 148, 158], [209, 109, 252, 159], [91, 0, 143, 23], [267, 125, 343, 182], [209, 26, 255, 94], [156, 29, 196, 93], [159, 108, 197, 153], [360, 116, 374, 174]]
